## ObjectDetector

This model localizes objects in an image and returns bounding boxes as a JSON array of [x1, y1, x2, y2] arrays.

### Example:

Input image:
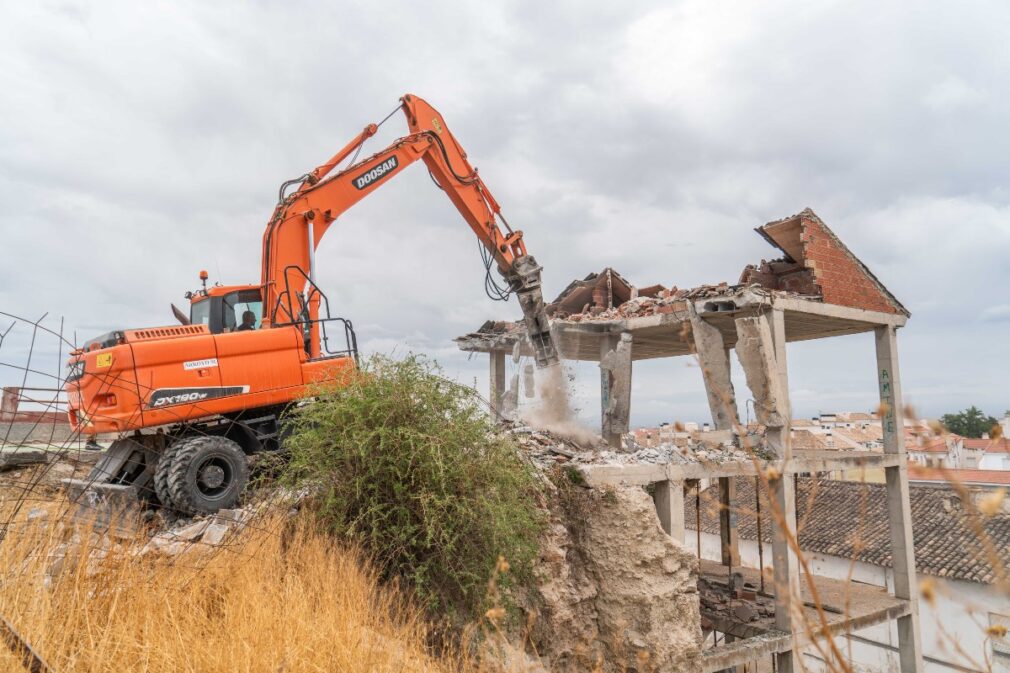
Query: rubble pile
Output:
[[561, 283, 741, 323], [698, 576, 775, 629], [508, 424, 768, 469], [141, 507, 251, 555]]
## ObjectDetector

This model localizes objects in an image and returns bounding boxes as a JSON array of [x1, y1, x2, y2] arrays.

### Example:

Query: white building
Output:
[[972, 437, 1010, 471]]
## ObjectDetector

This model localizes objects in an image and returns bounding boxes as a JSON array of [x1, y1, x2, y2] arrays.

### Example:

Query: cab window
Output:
[[190, 298, 212, 327], [223, 290, 263, 332]]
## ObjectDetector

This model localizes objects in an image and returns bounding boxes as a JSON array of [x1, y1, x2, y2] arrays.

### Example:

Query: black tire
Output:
[[153, 442, 181, 510], [166, 436, 249, 515]]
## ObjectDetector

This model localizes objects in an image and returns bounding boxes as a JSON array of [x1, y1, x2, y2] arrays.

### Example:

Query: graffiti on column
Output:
[[879, 368, 895, 434]]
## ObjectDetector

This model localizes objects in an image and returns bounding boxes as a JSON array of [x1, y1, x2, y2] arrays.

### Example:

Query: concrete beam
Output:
[[653, 479, 686, 543], [579, 463, 671, 487], [577, 452, 903, 486], [600, 332, 632, 448], [875, 325, 924, 673], [769, 295, 908, 328]]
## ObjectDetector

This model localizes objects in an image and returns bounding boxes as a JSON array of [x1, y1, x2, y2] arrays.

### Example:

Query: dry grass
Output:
[[0, 494, 467, 673]]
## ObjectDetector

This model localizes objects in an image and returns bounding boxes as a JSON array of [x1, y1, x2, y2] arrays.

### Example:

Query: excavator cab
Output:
[[189, 287, 263, 335], [187, 277, 358, 363]]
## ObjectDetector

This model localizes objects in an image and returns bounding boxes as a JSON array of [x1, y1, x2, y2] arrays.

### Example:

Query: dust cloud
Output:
[[519, 363, 599, 447]]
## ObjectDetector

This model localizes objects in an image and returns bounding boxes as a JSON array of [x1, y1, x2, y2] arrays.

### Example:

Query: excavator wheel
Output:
[[165, 436, 249, 515], [152, 442, 182, 509]]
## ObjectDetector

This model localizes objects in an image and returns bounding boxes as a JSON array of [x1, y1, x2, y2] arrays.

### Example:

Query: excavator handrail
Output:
[[270, 265, 359, 362]]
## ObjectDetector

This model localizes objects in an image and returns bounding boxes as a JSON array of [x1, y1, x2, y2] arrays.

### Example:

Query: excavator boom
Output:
[[260, 94, 559, 367]]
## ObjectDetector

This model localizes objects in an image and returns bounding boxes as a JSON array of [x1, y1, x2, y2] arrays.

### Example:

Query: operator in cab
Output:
[[236, 310, 257, 332]]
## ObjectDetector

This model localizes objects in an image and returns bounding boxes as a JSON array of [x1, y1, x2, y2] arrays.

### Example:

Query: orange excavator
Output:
[[63, 94, 558, 515]]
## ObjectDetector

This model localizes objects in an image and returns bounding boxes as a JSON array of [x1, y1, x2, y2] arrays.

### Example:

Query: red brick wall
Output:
[[739, 261, 818, 295], [799, 215, 900, 314]]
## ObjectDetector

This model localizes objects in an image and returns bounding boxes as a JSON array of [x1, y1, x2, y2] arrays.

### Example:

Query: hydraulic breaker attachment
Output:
[[507, 255, 559, 368]]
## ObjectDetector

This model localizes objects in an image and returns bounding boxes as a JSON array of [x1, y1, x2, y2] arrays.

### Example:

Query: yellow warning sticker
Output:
[[432, 118, 443, 134], [96, 353, 112, 368]]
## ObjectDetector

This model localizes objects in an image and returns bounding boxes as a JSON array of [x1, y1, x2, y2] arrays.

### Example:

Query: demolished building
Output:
[[457, 209, 924, 673]]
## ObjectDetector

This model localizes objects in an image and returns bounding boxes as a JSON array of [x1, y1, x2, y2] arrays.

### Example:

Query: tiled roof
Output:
[[791, 430, 832, 451], [906, 437, 950, 453], [963, 438, 1010, 453], [685, 477, 1010, 584], [834, 427, 882, 446]]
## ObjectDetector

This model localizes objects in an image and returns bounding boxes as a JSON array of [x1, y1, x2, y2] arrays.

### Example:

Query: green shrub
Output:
[[282, 354, 545, 621]]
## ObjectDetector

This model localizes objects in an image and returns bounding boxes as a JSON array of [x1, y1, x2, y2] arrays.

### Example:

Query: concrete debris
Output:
[[547, 268, 635, 317], [0, 449, 48, 470], [142, 509, 249, 556], [697, 578, 774, 627], [27, 507, 48, 524], [509, 424, 769, 470], [201, 521, 231, 546]]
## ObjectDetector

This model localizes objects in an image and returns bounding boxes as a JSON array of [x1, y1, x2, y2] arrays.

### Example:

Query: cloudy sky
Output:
[[2, 0, 1008, 429]]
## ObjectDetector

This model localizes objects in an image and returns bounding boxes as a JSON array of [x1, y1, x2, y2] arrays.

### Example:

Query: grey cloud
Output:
[[2, 0, 1009, 428]]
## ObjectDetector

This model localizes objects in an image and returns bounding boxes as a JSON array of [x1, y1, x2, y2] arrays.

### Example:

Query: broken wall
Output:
[[529, 483, 701, 673], [744, 208, 908, 315]]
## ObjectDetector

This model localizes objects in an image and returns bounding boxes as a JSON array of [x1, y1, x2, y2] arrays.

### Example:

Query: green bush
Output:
[[282, 354, 545, 621]]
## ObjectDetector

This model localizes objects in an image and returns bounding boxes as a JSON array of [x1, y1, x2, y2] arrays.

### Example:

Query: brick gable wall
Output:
[[798, 212, 903, 314]]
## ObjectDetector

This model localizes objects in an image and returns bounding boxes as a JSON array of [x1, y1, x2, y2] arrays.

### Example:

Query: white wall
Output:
[[980, 453, 1010, 471], [686, 531, 1010, 672]]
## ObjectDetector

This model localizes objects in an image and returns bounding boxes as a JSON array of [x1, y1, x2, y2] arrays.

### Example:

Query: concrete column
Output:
[[688, 304, 740, 430], [718, 477, 740, 567], [767, 309, 792, 459], [735, 312, 799, 673], [600, 332, 632, 448], [875, 325, 924, 673], [653, 479, 685, 543], [690, 305, 742, 571], [489, 350, 506, 422], [734, 315, 788, 434]]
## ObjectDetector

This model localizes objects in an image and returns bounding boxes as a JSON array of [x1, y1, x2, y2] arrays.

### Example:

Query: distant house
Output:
[[968, 437, 1010, 471], [906, 436, 962, 468]]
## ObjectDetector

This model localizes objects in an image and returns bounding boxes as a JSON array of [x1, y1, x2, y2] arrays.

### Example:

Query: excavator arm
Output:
[[260, 94, 558, 367]]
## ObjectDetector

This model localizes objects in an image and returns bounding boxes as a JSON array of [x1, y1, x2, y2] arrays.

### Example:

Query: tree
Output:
[[940, 406, 999, 438]]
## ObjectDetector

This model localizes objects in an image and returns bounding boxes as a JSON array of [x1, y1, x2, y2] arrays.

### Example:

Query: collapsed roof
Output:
[[546, 208, 907, 322], [455, 208, 908, 354]]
